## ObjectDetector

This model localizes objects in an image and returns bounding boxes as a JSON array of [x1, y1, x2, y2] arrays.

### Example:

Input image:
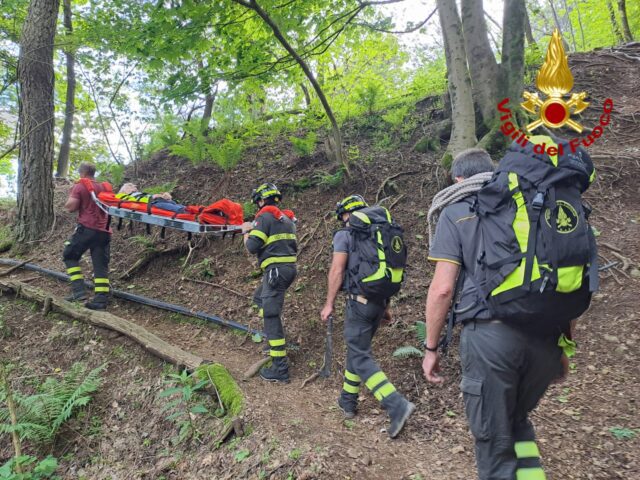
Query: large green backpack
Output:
[[346, 206, 407, 300], [466, 137, 598, 333]]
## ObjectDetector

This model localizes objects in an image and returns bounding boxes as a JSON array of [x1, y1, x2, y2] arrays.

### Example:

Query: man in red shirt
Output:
[[63, 163, 112, 310]]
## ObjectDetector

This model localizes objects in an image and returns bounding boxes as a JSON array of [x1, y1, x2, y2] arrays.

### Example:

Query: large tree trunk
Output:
[[233, 0, 347, 172], [524, 8, 536, 46], [461, 0, 499, 128], [436, 0, 477, 163], [501, 0, 526, 104], [56, 0, 75, 178], [16, 0, 59, 243], [607, 0, 624, 43], [617, 0, 634, 42]]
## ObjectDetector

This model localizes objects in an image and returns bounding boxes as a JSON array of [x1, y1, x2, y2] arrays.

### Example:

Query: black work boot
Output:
[[65, 281, 88, 302], [382, 392, 416, 439], [337, 393, 358, 419], [85, 293, 108, 311], [259, 357, 290, 384]]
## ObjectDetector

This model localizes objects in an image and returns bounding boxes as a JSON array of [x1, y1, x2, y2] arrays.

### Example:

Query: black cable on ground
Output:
[[0, 258, 262, 336]]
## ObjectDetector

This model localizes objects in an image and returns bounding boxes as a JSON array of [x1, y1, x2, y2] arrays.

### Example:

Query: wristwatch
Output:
[[424, 341, 438, 353]]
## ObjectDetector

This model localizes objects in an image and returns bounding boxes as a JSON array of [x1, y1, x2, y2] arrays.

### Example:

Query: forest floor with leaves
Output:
[[1, 48, 639, 479]]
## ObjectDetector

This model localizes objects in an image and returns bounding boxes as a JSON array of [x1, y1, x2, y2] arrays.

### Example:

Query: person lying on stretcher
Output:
[[116, 183, 186, 214]]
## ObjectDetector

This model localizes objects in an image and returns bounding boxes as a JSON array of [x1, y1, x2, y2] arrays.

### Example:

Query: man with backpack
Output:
[[243, 183, 297, 383], [320, 195, 415, 438], [423, 139, 597, 479], [63, 162, 112, 310]]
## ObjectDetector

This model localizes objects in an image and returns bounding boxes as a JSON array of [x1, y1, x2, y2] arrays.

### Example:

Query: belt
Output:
[[347, 294, 386, 306]]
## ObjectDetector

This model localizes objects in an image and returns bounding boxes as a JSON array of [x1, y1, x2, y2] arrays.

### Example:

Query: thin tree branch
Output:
[[356, 7, 436, 34]]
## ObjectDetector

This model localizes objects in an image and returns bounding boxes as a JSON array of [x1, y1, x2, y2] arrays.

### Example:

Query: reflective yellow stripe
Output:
[[516, 468, 546, 480], [589, 168, 596, 184], [427, 256, 462, 266], [264, 233, 296, 246], [69, 274, 84, 282], [249, 229, 268, 242], [260, 256, 297, 270], [94, 278, 109, 284], [382, 207, 391, 222], [556, 265, 583, 293], [529, 135, 557, 166], [67, 267, 82, 274], [95, 287, 110, 293], [258, 308, 264, 318], [365, 371, 387, 390], [373, 382, 396, 401], [269, 338, 286, 347], [270, 349, 286, 357], [342, 200, 365, 211], [351, 211, 371, 224], [343, 382, 360, 394], [259, 189, 278, 198], [514, 441, 540, 459], [345, 370, 361, 383], [492, 173, 541, 295], [362, 230, 387, 283]]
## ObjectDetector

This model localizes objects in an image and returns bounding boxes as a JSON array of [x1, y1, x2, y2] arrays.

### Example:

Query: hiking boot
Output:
[[65, 282, 88, 302], [85, 293, 108, 311], [337, 394, 358, 419], [382, 392, 416, 439], [259, 357, 290, 384]]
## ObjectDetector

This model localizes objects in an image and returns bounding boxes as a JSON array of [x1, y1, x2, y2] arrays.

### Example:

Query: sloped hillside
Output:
[[1, 48, 639, 479]]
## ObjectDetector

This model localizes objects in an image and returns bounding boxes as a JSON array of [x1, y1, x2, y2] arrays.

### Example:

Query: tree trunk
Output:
[[561, 0, 578, 51], [548, 0, 570, 50], [300, 82, 311, 108], [461, 0, 499, 128], [524, 8, 536, 46], [16, 0, 59, 243], [436, 0, 477, 163], [607, 0, 624, 43], [202, 83, 218, 135], [573, 0, 586, 50], [617, 0, 634, 42], [233, 0, 347, 172], [56, 0, 75, 178], [501, 0, 526, 105]]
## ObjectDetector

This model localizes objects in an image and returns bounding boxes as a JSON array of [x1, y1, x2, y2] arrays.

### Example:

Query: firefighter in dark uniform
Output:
[[63, 162, 111, 310], [243, 183, 297, 383], [320, 195, 415, 438]]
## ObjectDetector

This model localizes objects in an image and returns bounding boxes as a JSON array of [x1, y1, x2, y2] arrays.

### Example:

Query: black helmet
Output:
[[251, 183, 282, 204], [335, 194, 368, 220]]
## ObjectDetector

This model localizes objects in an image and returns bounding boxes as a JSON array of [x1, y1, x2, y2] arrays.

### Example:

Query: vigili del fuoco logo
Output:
[[498, 29, 613, 156]]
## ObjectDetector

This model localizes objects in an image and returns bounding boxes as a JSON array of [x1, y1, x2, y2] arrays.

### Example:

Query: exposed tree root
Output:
[[0, 279, 204, 370], [119, 245, 186, 280], [242, 357, 270, 380]]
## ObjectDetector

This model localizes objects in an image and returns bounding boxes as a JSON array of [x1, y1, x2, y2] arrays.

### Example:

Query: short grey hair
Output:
[[451, 148, 495, 181]]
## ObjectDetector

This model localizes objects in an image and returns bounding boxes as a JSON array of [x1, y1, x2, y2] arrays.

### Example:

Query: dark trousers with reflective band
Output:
[[252, 264, 296, 357], [62, 224, 111, 295], [460, 320, 562, 480], [342, 299, 398, 403]]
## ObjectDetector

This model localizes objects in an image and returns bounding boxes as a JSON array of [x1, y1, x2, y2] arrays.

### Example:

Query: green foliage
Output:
[[158, 369, 210, 445], [234, 449, 250, 463], [354, 83, 382, 115], [392, 346, 423, 359], [392, 321, 426, 359], [241, 201, 257, 220], [0, 363, 105, 445], [195, 363, 244, 417], [168, 121, 244, 171], [0, 455, 59, 480], [0, 224, 14, 253], [96, 162, 125, 187], [289, 131, 317, 157], [609, 427, 637, 440], [314, 168, 345, 190]]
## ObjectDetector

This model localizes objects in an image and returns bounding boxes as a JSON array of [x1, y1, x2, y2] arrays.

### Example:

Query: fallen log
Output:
[[242, 357, 270, 381], [0, 279, 204, 371], [0, 258, 34, 277]]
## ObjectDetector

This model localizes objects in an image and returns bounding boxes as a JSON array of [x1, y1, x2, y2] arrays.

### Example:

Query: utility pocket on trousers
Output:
[[460, 376, 489, 441]]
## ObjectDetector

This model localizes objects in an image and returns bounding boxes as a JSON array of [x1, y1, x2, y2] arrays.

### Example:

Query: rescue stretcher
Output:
[[83, 179, 244, 236]]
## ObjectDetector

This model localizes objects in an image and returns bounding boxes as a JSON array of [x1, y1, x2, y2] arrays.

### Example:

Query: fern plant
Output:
[[0, 363, 106, 445], [392, 321, 426, 359]]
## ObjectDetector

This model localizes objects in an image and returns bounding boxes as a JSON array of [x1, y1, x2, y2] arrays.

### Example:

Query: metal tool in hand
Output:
[[319, 315, 334, 378]]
